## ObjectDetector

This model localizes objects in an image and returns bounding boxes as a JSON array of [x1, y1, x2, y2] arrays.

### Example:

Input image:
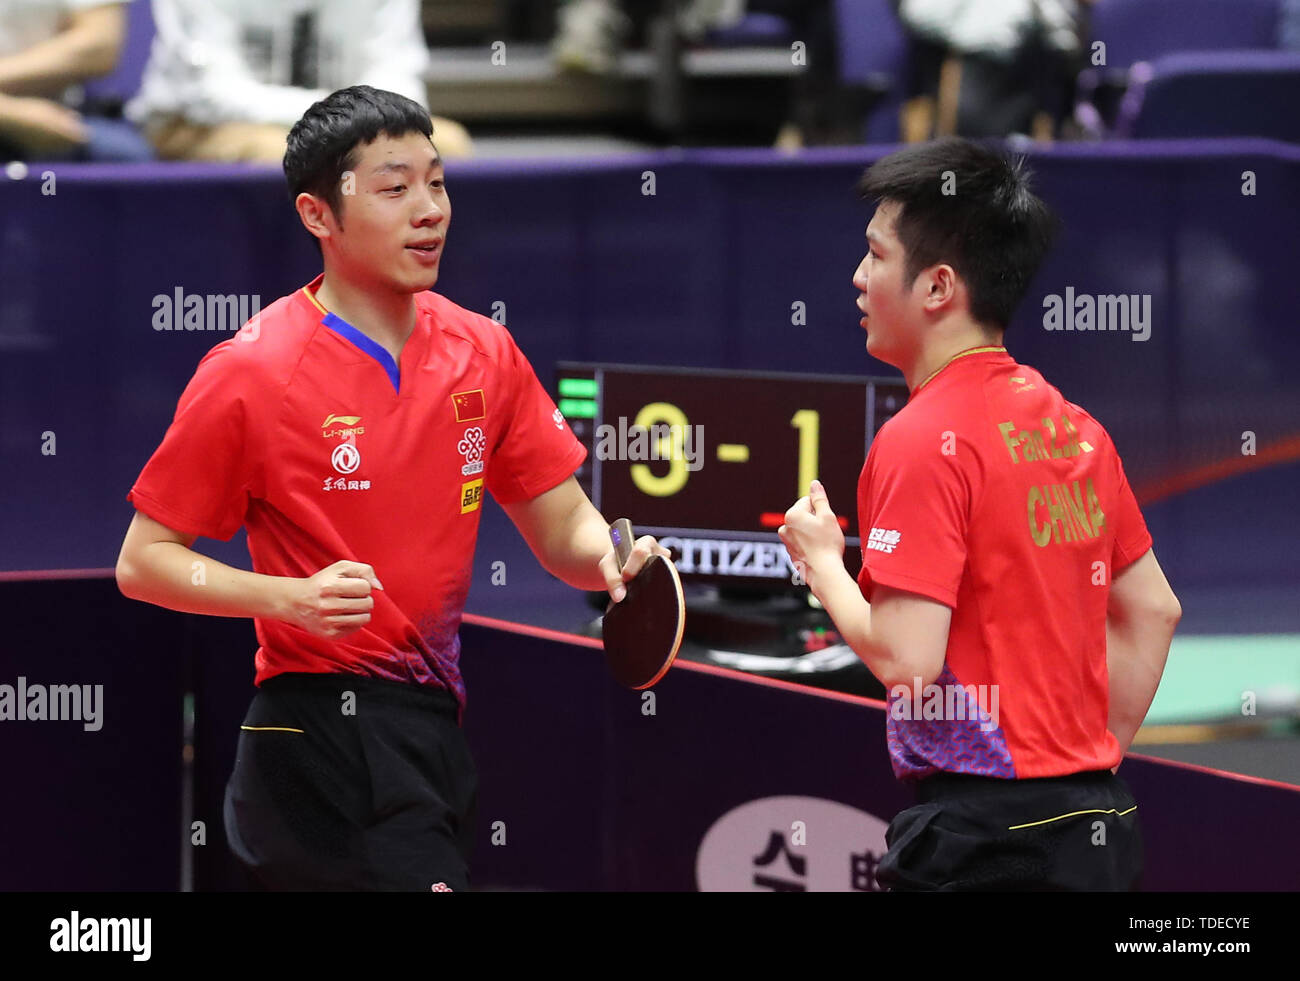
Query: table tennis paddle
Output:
[[601, 518, 685, 689]]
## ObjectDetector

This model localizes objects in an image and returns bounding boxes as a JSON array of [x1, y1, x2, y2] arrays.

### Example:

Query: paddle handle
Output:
[[609, 518, 635, 572]]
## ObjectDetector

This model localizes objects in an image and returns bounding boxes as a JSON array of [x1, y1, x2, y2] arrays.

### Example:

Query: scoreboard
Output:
[[554, 363, 909, 588]]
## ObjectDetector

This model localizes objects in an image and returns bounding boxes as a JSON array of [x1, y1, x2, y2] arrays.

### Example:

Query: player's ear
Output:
[[295, 191, 336, 243], [922, 263, 958, 312]]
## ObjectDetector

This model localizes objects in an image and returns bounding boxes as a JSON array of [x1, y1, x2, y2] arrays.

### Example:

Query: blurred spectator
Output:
[[129, 0, 472, 163], [552, 0, 844, 149], [0, 0, 153, 161], [895, 0, 1092, 142], [754, 0, 844, 149], [552, 0, 633, 73], [552, 0, 745, 74]]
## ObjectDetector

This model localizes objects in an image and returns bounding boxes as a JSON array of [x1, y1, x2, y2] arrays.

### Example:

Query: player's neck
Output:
[[313, 271, 417, 355], [904, 327, 1005, 394]]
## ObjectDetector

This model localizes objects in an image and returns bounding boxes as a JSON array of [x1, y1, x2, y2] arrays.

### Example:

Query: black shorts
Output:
[[223, 672, 477, 892], [876, 769, 1142, 892]]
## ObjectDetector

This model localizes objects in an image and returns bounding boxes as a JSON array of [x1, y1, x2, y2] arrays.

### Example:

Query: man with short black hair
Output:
[[117, 85, 663, 891], [779, 137, 1180, 891]]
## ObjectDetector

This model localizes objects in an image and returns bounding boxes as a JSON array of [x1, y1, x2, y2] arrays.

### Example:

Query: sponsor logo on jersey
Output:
[[322, 413, 365, 438], [460, 479, 484, 514], [332, 442, 361, 474], [866, 527, 900, 554], [458, 427, 486, 476], [322, 477, 371, 492]]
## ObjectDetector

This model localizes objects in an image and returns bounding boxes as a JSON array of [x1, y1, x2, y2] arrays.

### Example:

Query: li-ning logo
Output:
[[458, 427, 486, 476], [322, 413, 365, 438], [866, 527, 901, 553], [552, 407, 565, 430], [332, 443, 360, 474]]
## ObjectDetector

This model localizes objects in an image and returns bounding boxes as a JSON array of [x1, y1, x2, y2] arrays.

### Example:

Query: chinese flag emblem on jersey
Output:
[[451, 389, 486, 422]]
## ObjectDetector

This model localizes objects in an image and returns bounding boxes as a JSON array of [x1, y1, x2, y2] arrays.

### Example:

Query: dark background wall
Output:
[[3, 143, 1297, 637], [2, 143, 1297, 891]]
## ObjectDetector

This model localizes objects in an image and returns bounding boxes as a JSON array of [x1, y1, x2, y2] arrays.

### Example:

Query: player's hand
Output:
[[282, 560, 384, 638], [778, 480, 845, 583], [600, 535, 671, 603], [0, 95, 89, 154]]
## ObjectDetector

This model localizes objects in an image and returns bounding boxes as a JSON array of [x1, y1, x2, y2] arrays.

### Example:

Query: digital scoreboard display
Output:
[[555, 363, 908, 588]]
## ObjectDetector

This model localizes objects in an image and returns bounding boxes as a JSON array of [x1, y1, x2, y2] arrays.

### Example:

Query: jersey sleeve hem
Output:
[[861, 564, 958, 608], [1112, 532, 1154, 574], [125, 487, 240, 542], [488, 443, 588, 505]]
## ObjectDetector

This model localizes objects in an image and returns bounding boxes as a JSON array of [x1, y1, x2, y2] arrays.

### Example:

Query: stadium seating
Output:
[[1088, 0, 1280, 70], [1077, 0, 1283, 137], [833, 0, 908, 143], [1116, 50, 1300, 141], [81, 0, 156, 107]]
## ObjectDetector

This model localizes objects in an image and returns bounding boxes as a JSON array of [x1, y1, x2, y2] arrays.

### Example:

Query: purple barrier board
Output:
[[1, 574, 1296, 891], [459, 617, 1300, 892]]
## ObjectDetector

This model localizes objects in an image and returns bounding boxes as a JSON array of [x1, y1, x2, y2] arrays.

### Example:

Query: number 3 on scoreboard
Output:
[[630, 402, 690, 497], [626, 404, 820, 501], [791, 409, 820, 499]]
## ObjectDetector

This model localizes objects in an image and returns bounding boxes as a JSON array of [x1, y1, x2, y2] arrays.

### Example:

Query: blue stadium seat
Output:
[[82, 0, 156, 105], [1115, 49, 1300, 140], [1088, 0, 1281, 69], [1077, 0, 1282, 137], [704, 12, 793, 47], [834, 0, 908, 143]]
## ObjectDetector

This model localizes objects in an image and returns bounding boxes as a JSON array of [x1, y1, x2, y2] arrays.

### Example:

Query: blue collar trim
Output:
[[321, 312, 401, 393]]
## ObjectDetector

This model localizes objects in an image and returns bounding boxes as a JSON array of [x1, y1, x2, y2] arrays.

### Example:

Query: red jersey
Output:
[[856, 347, 1152, 780], [127, 275, 586, 714]]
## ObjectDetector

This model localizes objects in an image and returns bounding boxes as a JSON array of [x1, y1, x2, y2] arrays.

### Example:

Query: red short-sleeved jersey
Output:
[[856, 347, 1153, 780], [127, 275, 586, 713]]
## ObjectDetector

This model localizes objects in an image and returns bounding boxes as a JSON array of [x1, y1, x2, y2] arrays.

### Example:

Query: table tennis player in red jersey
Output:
[[778, 138, 1182, 891], [114, 85, 667, 892]]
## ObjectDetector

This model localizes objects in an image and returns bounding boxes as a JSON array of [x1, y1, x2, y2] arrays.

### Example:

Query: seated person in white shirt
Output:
[[0, 0, 152, 161], [128, 0, 471, 162]]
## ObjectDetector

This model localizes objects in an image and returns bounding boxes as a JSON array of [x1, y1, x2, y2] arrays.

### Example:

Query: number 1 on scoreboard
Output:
[[791, 409, 820, 499]]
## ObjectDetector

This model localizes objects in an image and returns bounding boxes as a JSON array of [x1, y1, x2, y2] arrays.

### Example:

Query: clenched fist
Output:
[[281, 560, 384, 639]]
